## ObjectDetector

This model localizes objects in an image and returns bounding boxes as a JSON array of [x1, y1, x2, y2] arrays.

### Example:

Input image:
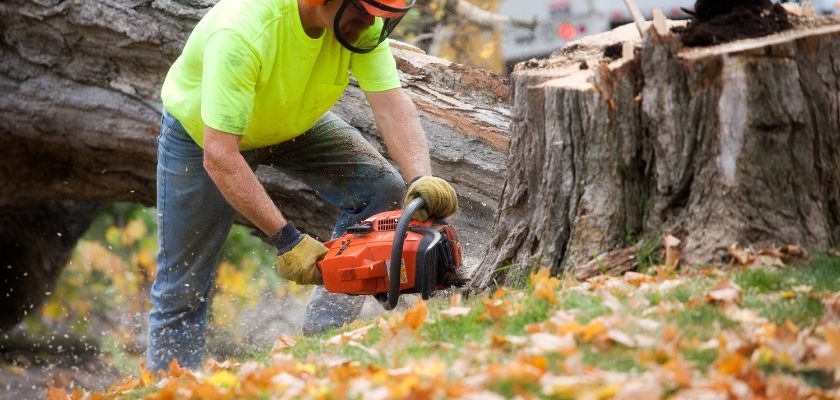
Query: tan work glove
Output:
[[276, 234, 327, 285], [403, 176, 459, 221], [270, 221, 327, 285]]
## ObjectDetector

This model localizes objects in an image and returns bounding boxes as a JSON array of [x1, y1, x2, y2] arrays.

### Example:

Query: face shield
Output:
[[333, 0, 414, 54]]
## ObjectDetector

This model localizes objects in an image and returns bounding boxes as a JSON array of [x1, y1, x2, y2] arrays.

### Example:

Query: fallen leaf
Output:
[[402, 299, 427, 330], [580, 321, 607, 342], [716, 351, 747, 376], [663, 357, 693, 387], [765, 374, 800, 400], [206, 370, 238, 389], [270, 335, 298, 354], [822, 324, 840, 359], [779, 244, 807, 262], [624, 271, 654, 287], [139, 363, 156, 387], [606, 329, 636, 347], [450, 293, 463, 306], [707, 278, 741, 304], [106, 376, 141, 395], [727, 243, 753, 266], [46, 386, 69, 400], [439, 306, 471, 318], [528, 332, 576, 354], [663, 234, 681, 273], [205, 359, 238, 372], [327, 324, 374, 346], [531, 267, 561, 304]]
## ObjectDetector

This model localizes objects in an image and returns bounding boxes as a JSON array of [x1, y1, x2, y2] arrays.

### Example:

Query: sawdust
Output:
[[673, 0, 792, 47]]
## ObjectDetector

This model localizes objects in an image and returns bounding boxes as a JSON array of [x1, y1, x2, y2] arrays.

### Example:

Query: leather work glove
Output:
[[403, 176, 459, 221], [270, 221, 327, 285]]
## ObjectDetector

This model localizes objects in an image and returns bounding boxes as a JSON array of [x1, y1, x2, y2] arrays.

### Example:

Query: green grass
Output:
[[582, 345, 641, 372], [501, 297, 551, 335], [423, 307, 490, 345], [683, 348, 718, 370], [734, 268, 784, 293], [561, 290, 610, 323], [672, 303, 735, 340], [734, 257, 840, 326], [634, 233, 662, 273]]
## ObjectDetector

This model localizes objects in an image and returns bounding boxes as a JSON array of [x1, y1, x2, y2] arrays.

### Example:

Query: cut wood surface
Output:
[[0, 0, 510, 329], [470, 15, 840, 291]]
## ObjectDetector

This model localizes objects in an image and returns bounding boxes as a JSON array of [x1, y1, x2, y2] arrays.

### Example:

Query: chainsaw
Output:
[[316, 198, 467, 310]]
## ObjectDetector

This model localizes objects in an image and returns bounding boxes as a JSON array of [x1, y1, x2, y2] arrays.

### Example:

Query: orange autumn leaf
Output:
[[531, 267, 561, 304], [716, 351, 747, 376], [46, 386, 68, 400], [270, 335, 298, 354], [663, 357, 693, 387], [107, 376, 141, 394], [624, 271, 655, 287], [482, 296, 511, 320], [580, 321, 607, 342], [402, 299, 427, 330], [140, 363, 156, 387], [530, 267, 551, 286]]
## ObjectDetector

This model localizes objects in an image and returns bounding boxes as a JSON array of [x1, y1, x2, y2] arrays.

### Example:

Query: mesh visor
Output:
[[333, 0, 413, 54]]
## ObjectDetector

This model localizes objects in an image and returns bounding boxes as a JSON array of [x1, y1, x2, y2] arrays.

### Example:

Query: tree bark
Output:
[[0, 0, 510, 329], [470, 20, 840, 291]]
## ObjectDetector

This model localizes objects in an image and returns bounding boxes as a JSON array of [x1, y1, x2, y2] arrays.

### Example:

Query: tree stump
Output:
[[470, 17, 840, 290]]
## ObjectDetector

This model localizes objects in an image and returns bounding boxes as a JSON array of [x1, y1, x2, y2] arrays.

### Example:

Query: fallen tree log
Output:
[[0, 0, 510, 329], [470, 15, 840, 290]]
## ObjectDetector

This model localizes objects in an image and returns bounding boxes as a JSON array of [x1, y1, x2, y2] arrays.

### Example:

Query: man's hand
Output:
[[270, 221, 327, 285], [404, 176, 458, 221]]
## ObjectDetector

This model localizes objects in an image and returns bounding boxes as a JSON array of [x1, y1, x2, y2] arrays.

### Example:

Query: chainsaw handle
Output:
[[386, 197, 426, 310]]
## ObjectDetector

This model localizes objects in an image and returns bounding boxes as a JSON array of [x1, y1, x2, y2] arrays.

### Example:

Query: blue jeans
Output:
[[147, 111, 405, 371]]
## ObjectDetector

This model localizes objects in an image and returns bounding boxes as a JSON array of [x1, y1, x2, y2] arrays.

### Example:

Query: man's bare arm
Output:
[[365, 88, 432, 181], [203, 126, 287, 235]]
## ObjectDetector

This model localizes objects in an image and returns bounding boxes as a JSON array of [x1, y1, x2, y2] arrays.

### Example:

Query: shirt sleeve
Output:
[[349, 38, 401, 93], [201, 29, 260, 135]]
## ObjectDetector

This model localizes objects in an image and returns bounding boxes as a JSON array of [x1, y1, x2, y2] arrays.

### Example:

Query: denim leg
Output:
[[147, 112, 238, 371], [259, 112, 405, 334]]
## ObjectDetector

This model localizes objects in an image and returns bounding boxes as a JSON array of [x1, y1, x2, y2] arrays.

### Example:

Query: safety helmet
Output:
[[311, 0, 415, 53]]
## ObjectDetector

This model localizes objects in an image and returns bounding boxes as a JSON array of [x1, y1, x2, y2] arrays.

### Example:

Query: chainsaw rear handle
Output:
[[386, 197, 426, 310]]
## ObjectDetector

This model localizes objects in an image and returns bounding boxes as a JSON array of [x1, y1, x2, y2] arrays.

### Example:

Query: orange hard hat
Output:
[[359, 0, 411, 18]]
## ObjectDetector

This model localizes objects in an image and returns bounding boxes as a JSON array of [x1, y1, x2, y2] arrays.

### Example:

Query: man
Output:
[[148, 0, 459, 372]]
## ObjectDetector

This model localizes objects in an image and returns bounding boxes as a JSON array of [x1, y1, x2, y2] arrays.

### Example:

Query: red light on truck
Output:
[[557, 23, 577, 40]]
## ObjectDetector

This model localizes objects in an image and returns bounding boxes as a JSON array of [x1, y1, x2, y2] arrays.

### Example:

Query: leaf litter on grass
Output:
[[56, 245, 840, 399]]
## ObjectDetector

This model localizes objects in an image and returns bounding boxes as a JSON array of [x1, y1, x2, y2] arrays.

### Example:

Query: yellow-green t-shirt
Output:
[[160, 0, 401, 150]]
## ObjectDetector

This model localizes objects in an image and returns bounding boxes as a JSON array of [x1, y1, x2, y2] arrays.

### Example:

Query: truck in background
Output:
[[497, 0, 839, 72]]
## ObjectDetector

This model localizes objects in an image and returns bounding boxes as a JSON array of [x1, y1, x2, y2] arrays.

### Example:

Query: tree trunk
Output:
[[470, 20, 840, 290], [0, 0, 510, 329]]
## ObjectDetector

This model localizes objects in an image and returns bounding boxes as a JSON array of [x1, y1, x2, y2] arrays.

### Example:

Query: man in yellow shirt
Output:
[[148, 0, 458, 371]]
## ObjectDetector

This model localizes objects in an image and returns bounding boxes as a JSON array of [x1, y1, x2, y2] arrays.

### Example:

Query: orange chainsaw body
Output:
[[316, 209, 463, 298]]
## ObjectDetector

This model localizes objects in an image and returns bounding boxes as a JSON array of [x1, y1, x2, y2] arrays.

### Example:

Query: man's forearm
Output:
[[203, 129, 286, 236], [367, 89, 432, 181]]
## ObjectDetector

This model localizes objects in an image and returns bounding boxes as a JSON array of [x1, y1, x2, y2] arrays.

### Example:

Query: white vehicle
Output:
[[497, 0, 838, 68], [497, 0, 692, 65]]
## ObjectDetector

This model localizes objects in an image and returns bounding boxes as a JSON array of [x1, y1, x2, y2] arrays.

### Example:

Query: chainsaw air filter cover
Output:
[[317, 209, 464, 302]]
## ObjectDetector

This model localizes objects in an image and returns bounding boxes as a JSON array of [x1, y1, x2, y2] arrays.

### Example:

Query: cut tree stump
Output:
[[0, 0, 510, 330], [470, 16, 840, 291]]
